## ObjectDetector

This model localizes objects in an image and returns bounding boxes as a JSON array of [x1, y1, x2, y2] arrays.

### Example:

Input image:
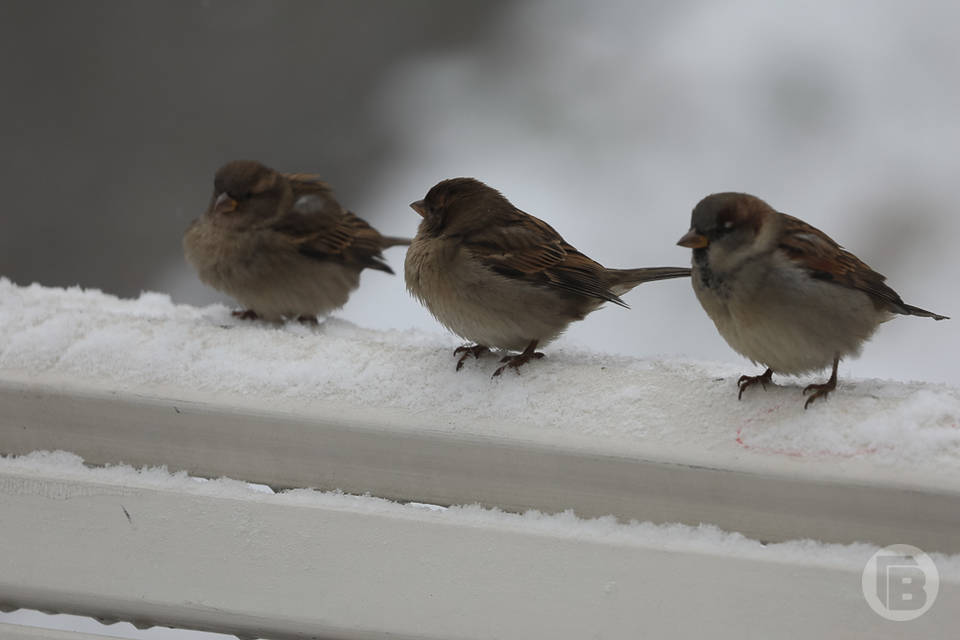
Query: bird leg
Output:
[[453, 344, 490, 371], [737, 368, 774, 400], [803, 355, 839, 409], [296, 315, 319, 326], [231, 309, 259, 320], [492, 340, 544, 378]]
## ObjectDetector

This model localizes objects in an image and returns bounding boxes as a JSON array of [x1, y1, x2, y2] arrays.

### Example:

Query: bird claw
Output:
[[737, 369, 774, 400], [492, 351, 544, 377], [453, 345, 490, 371], [802, 382, 835, 409]]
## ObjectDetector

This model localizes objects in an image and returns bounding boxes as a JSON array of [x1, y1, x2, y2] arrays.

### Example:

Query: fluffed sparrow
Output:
[[406, 177, 691, 375], [184, 160, 410, 322], [677, 192, 948, 408]]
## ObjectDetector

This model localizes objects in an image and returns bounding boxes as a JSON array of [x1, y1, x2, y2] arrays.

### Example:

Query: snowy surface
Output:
[[2, 281, 960, 638], [5, 449, 958, 638], [2, 279, 960, 480], [3, 449, 958, 578]]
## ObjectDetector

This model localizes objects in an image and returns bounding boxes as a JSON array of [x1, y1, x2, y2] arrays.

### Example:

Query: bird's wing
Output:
[[778, 214, 908, 312], [463, 210, 626, 306], [270, 178, 392, 273]]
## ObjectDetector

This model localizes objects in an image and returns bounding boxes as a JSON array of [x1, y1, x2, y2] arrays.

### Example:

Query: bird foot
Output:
[[492, 350, 544, 378], [737, 368, 774, 400], [231, 309, 259, 320], [296, 315, 319, 326], [802, 380, 836, 409], [453, 345, 490, 371]]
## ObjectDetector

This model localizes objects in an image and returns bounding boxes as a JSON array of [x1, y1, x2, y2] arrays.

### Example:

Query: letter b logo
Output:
[[863, 544, 939, 621]]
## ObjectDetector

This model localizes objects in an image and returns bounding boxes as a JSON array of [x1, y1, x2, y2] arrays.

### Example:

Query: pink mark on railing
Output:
[[735, 404, 879, 459]]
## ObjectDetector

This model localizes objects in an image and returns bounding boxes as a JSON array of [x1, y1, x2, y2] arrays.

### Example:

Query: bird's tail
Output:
[[607, 266, 691, 295], [381, 235, 413, 248], [898, 303, 949, 321]]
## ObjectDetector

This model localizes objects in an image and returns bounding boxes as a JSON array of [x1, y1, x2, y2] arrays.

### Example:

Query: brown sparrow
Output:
[[405, 177, 691, 376], [184, 160, 410, 322], [677, 192, 948, 408]]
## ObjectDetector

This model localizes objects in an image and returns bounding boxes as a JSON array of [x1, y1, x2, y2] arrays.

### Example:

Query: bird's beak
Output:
[[677, 229, 708, 249], [214, 192, 238, 214], [410, 200, 427, 217]]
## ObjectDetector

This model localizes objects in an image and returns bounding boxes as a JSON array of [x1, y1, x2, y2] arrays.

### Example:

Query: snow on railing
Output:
[[1, 279, 959, 639]]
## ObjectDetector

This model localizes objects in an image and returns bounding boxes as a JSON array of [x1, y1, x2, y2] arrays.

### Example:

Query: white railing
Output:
[[1, 282, 959, 638], [0, 624, 133, 640]]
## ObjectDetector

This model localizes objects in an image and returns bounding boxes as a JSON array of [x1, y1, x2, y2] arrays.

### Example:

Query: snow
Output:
[[2, 282, 959, 639], [2, 278, 959, 480], [4, 449, 958, 577], [3, 278, 960, 480]]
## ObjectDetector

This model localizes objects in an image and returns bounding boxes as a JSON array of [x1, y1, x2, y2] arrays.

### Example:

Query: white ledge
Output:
[[1, 452, 957, 640], [0, 623, 130, 640], [2, 281, 960, 637], [2, 372, 960, 556], [1, 280, 959, 553]]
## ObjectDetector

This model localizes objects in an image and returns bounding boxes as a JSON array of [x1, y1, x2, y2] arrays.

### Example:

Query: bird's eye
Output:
[[712, 218, 736, 237]]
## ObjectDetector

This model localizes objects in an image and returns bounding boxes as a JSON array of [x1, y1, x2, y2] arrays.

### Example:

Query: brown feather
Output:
[[778, 214, 935, 316], [285, 173, 334, 191], [462, 210, 627, 306], [271, 179, 396, 273]]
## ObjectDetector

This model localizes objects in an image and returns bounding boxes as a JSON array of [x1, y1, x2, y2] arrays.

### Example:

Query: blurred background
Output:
[[1, 0, 958, 388], [1, 1, 959, 637]]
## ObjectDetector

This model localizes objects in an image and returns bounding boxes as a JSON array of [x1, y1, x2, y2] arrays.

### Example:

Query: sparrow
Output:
[[677, 192, 948, 408], [184, 160, 410, 322], [405, 177, 691, 376]]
